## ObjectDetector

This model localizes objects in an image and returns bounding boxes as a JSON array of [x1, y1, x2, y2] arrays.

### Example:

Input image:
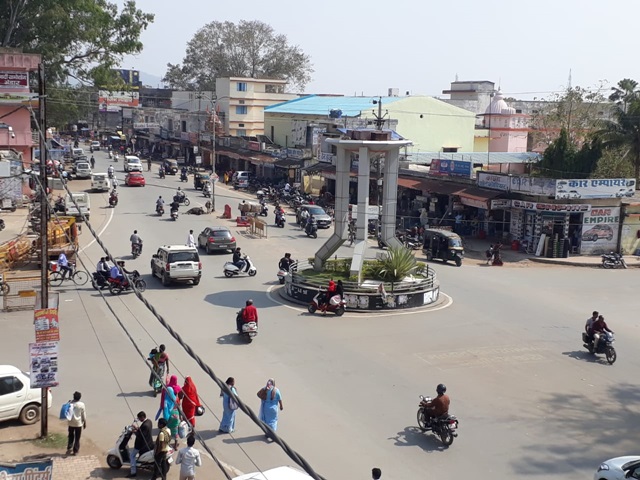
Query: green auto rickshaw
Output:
[[422, 228, 464, 267], [194, 172, 211, 190]]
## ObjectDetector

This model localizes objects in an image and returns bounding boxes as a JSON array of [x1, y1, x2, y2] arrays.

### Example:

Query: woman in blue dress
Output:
[[258, 378, 283, 432], [219, 377, 238, 433]]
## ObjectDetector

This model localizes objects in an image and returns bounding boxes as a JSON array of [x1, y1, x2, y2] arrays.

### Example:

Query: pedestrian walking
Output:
[[187, 230, 196, 248], [257, 378, 283, 435], [127, 411, 153, 478], [176, 435, 202, 480], [150, 418, 171, 480], [156, 375, 181, 449], [180, 376, 201, 427], [372, 468, 382, 479], [147, 158, 152, 171], [219, 377, 238, 433], [66, 391, 86, 455]]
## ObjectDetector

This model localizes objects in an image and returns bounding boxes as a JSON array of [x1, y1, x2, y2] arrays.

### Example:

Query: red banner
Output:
[[34, 308, 60, 342], [0, 71, 29, 88]]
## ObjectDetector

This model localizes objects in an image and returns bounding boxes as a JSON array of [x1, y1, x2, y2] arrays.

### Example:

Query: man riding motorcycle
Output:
[[591, 315, 614, 350], [420, 384, 451, 426], [96, 257, 110, 287], [236, 299, 258, 333], [305, 214, 316, 234], [155, 196, 165, 214], [129, 230, 142, 256], [108, 165, 114, 178], [233, 247, 246, 272], [169, 199, 180, 216], [584, 310, 599, 344], [279, 253, 294, 272], [174, 187, 185, 203]]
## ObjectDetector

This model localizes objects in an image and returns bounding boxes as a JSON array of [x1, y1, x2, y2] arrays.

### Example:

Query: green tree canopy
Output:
[[163, 20, 313, 92], [0, 0, 154, 84]]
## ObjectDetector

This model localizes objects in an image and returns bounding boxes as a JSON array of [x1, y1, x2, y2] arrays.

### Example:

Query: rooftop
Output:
[[265, 94, 404, 116], [405, 151, 541, 165]]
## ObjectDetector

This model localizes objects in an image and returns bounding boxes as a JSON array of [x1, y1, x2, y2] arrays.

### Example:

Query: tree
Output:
[[594, 95, 640, 182], [46, 84, 97, 130], [538, 128, 601, 178], [163, 20, 313, 92], [0, 0, 154, 84], [609, 78, 639, 112], [591, 147, 635, 179]]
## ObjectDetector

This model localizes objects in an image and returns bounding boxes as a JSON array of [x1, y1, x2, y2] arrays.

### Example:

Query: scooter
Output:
[[203, 183, 212, 198], [277, 261, 297, 284], [417, 395, 459, 446], [109, 192, 118, 208], [259, 201, 268, 217], [275, 212, 285, 228], [180, 172, 188, 182], [305, 221, 318, 239], [131, 242, 142, 259], [223, 256, 257, 277], [156, 205, 164, 216], [170, 209, 178, 221], [308, 290, 346, 316], [236, 312, 258, 343], [107, 424, 174, 470]]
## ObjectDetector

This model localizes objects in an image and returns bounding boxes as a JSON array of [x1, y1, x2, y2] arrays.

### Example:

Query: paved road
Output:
[[3, 150, 640, 480]]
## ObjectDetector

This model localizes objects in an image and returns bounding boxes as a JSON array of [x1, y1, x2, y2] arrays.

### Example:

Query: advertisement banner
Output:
[[0, 460, 53, 480], [29, 342, 59, 388], [98, 90, 139, 112], [0, 71, 29, 88], [34, 308, 59, 343], [510, 176, 556, 195], [0, 92, 38, 105], [556, 178, 635, 199], [511, 200, 591, 212], [477, 172, 510, 191], [430, 159, 472, 178], [581, 207, 621, 254]]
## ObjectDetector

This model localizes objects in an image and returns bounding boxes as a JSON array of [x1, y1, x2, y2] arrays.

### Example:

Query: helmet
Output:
[[436, 384, 447, 395]]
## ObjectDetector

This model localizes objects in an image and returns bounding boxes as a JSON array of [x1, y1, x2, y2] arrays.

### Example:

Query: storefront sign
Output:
[[490, 199, 510, 209], [248, 141, 261, 151], [29, 342, 59, 388], [430, 159, 472, 178], [287, 148, 311, 160], [98, 90, 139, 112], [0, 92, 38, 105], [510, 176, 556, 195], [556, 178, 636, 199], [477, 172, 510, 191], [511, 200, 591, 212], [0, 459, 53, 480], [0, 71, 29, 88], [34, 308, 59, 343], [459, 197, 488, 209], [319, 152, 335, 164], [180, 132, 190, 141], [133, 123, 160, 129], [581, 207, 621, 254]]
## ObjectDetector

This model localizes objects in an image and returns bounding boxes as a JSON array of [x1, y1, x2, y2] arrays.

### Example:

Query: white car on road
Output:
[[595, 456, 640, 480], [0, 365, 52, 425]]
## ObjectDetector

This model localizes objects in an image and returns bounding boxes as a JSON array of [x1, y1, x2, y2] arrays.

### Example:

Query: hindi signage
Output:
[[430, 159, 472, 178], [581, 207, 621, 254], [98, 90, 139, 112], [556, 178, 636, 199], [0, 460, 53, 480], [477, 172, 510, 191], [510, 176, 556, 195], [34, 308, 59, 343], [319, 152, 335, 164], [0, 71, 29, 88], [511, 200, 591, 212], [29, 342, 59, 388]]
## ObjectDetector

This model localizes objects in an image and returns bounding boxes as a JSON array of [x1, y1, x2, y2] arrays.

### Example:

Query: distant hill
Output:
[[139, 71, 165, 88]]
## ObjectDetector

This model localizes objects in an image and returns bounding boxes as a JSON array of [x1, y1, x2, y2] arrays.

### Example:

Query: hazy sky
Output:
[[121, 0, 639, 100]]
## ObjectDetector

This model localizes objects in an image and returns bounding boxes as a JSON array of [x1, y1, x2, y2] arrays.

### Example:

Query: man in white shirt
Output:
[[176, 435, 201, 480], [187, 230, 196, 248], [58, 252, 72, 279], [66, 391, 87, 455]]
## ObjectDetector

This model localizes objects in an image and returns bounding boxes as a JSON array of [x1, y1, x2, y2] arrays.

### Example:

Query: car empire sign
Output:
[[555, 178, 635, 199], [510, 200, 591, 212]]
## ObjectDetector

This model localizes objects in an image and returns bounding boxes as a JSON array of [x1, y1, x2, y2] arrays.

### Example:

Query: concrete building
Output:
[[481, 92, 530, 153], [215, 77, 298, 137]]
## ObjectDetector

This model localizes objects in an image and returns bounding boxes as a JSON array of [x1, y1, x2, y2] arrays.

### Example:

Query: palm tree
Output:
[[594, 97, 640, 182], [609, 78, 639, 112]]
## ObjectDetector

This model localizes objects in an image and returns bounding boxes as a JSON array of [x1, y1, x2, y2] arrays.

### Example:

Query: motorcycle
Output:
[[108, 169, 114, 180], [107, 271, 146, 296], [203, 183, 212, 198], [601, 252, 627, 269], [582, 330, 617, 364], [91, 272, 109, 290], [308, 290, 346, 316], [180, 172, 188, 182], [236, 312, 258, 343], [107, 424, 174, 470], [131, 242, 142, 259], [159, 168, 165, 179], [277, 261, 297, 284], [170, 209, 178, 221], [108, 151, 113, 159], [0, 218, 4, 231], [156, 204, 164, 216], [417, 395, 459, 446], [173, 194, 191, 206], [223, 256, 257, 277], [259, 201, 268, 217], [114, 153, 119, 162], [109, 192, 118, 208], [305, 221, 318, 239], [275, 212, 285, 228]]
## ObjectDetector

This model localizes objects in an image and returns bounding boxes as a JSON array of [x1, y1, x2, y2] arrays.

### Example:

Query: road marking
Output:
[[80, 205, 114, 253], [265, 285, 453, 318]]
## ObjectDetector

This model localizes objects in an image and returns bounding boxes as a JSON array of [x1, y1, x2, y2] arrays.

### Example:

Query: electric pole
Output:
[[372, 97, 388, 130], [38, 63, 49, 438]]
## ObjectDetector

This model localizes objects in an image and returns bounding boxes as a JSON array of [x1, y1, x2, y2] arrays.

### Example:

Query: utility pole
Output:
[[38, 63, 49, 438], [372, 97, 387, 130], [371, 97, 388, 208]]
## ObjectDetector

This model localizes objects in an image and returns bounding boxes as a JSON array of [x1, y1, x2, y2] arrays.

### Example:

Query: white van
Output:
[[0, 365, 52, 425], [72, 147, 84, 159], [91, 173, 111, 192], [65, 192, 91, 220], [232, 171, 251, 189], [124, 155, 143, 172], [75, 161, 91, 179]]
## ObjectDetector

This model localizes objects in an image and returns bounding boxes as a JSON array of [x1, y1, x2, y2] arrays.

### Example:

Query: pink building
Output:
[[0, 49, 41, 164], [482, 92, 529, 153]]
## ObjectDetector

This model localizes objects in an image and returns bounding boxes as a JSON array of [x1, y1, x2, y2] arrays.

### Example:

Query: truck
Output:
[[64, 192, 91, 220]]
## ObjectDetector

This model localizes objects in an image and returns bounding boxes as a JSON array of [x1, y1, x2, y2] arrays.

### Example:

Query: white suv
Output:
[[151, 245, 202, 287], [124, 155, 143, 172], [0, 365, 52, 425]]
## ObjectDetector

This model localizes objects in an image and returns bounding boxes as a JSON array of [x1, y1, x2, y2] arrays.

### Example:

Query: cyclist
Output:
[[57, 252, 73, 280]]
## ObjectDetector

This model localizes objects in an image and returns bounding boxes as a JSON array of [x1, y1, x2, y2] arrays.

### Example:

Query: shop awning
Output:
[[301, 162, 324, 173], [454, 187, 501, 209], [274, 159, 303, 169], [421, 179, 466, 195], [397, 177, 424, 190]]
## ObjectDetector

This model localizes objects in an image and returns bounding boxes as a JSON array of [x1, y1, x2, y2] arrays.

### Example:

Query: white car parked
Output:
[[0, 365, 52, 425], [594, 456, 640, 480]]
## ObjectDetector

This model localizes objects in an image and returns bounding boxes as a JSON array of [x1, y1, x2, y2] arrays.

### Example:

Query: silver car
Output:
[[297, 206, 332, 228], [594, 456, 640, 480]]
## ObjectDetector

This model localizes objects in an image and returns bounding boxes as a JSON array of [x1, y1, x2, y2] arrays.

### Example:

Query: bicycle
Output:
[[0, 273, 9, 296], [50, 263, 89, 287]]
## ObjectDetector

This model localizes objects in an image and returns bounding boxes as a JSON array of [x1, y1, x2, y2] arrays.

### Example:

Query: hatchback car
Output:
[[198, 226, 236, 254], [125, 172, 146, 187], [594, 456, 640, 480], [296, 205, 332, 228], [0, 365, 52, 425], [582, 224, 613, 242]]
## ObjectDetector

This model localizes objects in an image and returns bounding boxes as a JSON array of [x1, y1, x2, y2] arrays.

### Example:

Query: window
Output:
[[238, 124, 245, 127], [0, 376, 24, 396], [515, 109, 522, 114], [237, 129, 247, 137], [239, 100, 245, 104], [237, 82, 247, 92], [442, 147, 458, 153], [236, 106, 248, 115], [168, 252, 199, 263]]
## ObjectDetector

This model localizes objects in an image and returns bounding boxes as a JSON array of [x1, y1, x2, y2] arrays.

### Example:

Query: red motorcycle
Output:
[[308, 289, 346, 316], [107, 271, 146, 295]]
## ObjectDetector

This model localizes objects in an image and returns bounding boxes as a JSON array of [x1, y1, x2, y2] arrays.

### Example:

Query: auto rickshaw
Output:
[[163, 159, 179, 175], [194, 172, 211, 190], [422, 228, 464, 267]]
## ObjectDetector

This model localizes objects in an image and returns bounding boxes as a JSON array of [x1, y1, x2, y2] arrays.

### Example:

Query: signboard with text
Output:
[[510, 176, 556, 196], [510, 200, 591, 212], [430, 159, 472, 178], [98, 90, 139, 112], [556, 178, 635, 199], [581, 207, 621, 254], [34, 308, 59, 343], [0, 460, 53, 480], [0, 71, 29, 88], [29, 342, 59, 388], [477, 172, 510, 191]]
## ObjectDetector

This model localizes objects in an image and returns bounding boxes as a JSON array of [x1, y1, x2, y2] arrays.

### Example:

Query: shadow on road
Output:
[[216, 333, 249, 346], [389, 426, 449, 452], [562, 350, 607, 364], [221, 434, 269, 445], [116, 390, 154, 399], [90, 467, 122, 479], [205, 291, 277, 309], [510, 384, 640, 475]]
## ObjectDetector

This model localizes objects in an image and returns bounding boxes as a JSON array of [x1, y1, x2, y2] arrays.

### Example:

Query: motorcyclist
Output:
[[109, 261, 127, 286], [299, 208, 309, 226], [156, 196, 165, 213], [159, 165, 165, 178], [305, 214, 316, 234], [180, 166, 188, 181], [169, 199, 180, 215], [237, 299, 258, 333], [232, 247, 246, 272], [174, 187, 185, 203], [130, 230, 142, 255], [278, 253, 294, 272], [320, 279, 337, 313], [95, 257, 110, 288], [108, 165, 114, 178], [592, 315, 614, 350], [421, 384, 451, 426], [109, 188, 118, 205], [284, 182, 291, 193], [585, 310, 598, 343]]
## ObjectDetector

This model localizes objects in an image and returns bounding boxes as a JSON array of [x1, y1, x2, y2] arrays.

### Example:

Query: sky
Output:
[[121, 0, 640, 100]]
